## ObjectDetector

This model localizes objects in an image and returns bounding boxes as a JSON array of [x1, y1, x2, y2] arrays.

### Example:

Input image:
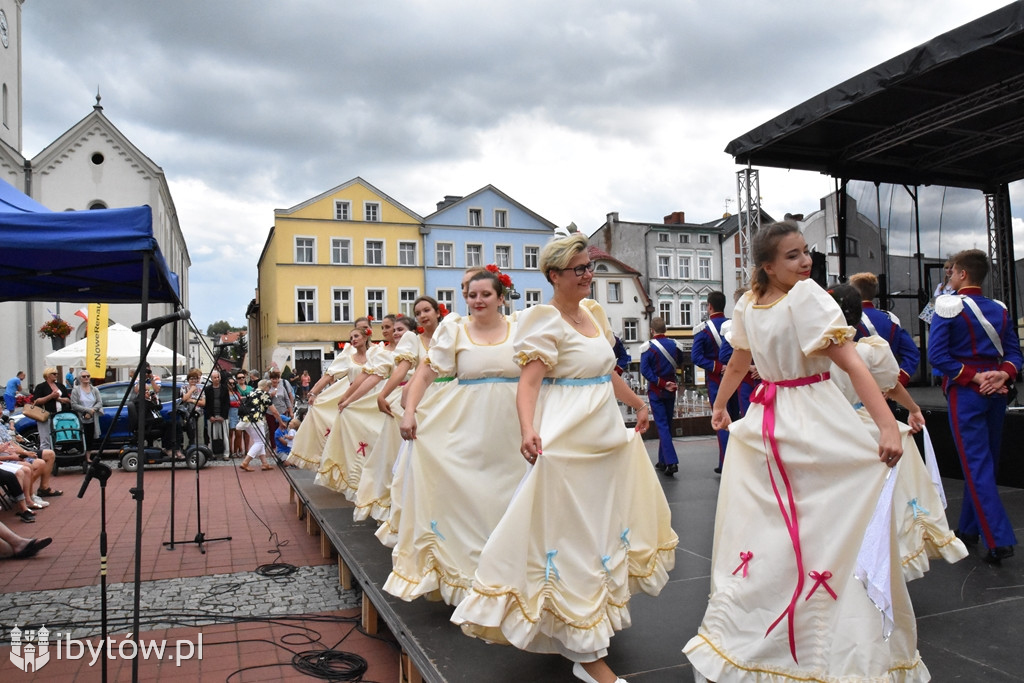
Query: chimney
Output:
[[663, 211, 686, 225], [436, 195, 463, 211]]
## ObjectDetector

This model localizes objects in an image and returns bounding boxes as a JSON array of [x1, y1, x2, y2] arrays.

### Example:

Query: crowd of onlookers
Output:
[[0, 362, 315, 561]]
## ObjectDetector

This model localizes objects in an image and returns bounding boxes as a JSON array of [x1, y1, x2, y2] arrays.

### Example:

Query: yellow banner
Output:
[[85, 303, 109, 379]]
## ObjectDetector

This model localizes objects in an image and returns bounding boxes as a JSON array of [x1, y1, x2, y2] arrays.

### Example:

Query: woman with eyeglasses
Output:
[[70, 371, 103, 450], [30, 366, 71, 451], [451, 233, 677, 683]]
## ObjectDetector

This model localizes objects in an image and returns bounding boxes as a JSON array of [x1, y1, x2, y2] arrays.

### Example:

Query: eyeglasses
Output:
[[80, 375, 90, 379], [559, 261, 596, 277]]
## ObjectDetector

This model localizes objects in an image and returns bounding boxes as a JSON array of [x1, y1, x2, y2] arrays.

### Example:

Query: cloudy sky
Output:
[[18, 0, 1021, 329]]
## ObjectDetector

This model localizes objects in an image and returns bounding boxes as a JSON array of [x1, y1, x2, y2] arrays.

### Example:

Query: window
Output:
[[332, 288, 352, 323], [525, 290, 542, 309], [658, 301, 673, 326], [596, 264, 609, 272], [524, 245, 539, 270], [334, 200, 351, 220], [399, 289, 418, 317], [698, 255, 712, 280], [677, 253, 691, 279], [468, 208, 482, 226], [398, 241, 418, 266], [699, 234, 710, 244], [607, 281, 622, 303], [658, 233, 669, 243], [366, 289, 385, 320], [589, 282, 596, 299], [623, 319, 639, 343], [466, 244, 482, 267], [494, 209, 508, 228], [679, 234, 689, 244], [699, 299, 709, 321], [436, 289, 455, 316], [436, 242, 454, 267], [294, 237, 315, 264], [495, 245, 511, 269], [296, 288, 316, 323], [364, 201, 381, 222], [331, 238, 351, 265], [365, 240, 384, 265], [679, 300, 693, 328], [657, 254, 671, 278], [829, 235, 859, 256]]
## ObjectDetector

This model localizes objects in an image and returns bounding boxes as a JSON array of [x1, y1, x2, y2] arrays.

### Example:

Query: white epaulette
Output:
[[885, 310, 901, 326], [694, 321, 707, 334], [721, 319, 733, 344], [993, 298, 1008, 310], [638, 341, 650, 354], [934, 294, 964, 319]]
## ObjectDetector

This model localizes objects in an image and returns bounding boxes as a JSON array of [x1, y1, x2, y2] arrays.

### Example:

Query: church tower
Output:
[[0, 0, 22, 153]]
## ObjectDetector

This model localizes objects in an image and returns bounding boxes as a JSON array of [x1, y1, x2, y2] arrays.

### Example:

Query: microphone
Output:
[[132, 309, 190, 332]]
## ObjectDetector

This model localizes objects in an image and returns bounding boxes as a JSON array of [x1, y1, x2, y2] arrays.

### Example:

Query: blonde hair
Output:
[[42, 366, 58, 381], [750, 221, 801, 297], [848, 272, 879, 301], [540, 233, 589, 283]]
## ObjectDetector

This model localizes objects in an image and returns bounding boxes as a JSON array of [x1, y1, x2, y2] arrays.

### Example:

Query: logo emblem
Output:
[[9, 624, 51, 672]]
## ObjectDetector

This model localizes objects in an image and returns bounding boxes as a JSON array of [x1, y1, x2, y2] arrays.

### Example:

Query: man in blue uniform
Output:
[[928, 249, 1021, 564], [719, 288, 759, 418], [849, 272, 920, 386], [691, 291, 737, 474], [640, 317, 683, 476]]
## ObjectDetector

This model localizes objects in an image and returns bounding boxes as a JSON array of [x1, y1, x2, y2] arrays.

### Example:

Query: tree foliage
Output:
[[206, 320, 246, 335]]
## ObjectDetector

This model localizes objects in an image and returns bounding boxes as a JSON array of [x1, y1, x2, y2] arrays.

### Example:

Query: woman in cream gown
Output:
[[384, 271, 526, 606], [352, 314, 436, 524], [288, 330, 376, 472], [452, 235, 677, 683], [826, 284, 967, 581], [684, 222, 929, 683], [317, 299, 443, 499]]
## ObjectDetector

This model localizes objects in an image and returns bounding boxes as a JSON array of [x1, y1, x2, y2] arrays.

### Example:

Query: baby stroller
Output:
[[51, 412, 89, 475]]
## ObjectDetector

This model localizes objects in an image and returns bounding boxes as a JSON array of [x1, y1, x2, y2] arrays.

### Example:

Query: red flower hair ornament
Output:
[[485, 263, 500, 274], [438, 303, 449, 317]]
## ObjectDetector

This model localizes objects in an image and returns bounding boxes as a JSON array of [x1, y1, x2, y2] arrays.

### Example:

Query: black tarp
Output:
[[726, 1, 1024, 191]]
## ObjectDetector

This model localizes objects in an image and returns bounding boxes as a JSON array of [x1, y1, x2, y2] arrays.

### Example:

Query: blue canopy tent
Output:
[[0, 176, 180, 303], [0, 175, 183, 681]]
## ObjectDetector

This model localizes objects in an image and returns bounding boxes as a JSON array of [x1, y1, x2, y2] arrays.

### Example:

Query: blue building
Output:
[[422, 186, 557, 315]]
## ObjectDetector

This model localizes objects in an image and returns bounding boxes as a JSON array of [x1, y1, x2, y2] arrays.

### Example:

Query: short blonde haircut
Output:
[[42, 366, 58, 381], [257, 379, 271, 391], [540, 233, 589, 283], [849, 272, 879, 301]]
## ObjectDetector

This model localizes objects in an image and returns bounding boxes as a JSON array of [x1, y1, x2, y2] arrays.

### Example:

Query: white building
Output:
[[0, 0, 189, 383]]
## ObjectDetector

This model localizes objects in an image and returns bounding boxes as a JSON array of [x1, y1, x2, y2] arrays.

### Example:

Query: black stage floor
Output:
[[290, 434, 1024, 682]]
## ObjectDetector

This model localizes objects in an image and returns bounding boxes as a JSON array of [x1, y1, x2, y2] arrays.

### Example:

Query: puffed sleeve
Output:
[[364, 349, 394, 378], [856, 336, 899, 393], [789, 280, 856, 357], [512, 305, 562, 368], [581, 299, 615, 346], [392, 330, 421, 367], [729, 291, 754, 351], [325, 349, 352, 378], [425, 317, 461, 377]]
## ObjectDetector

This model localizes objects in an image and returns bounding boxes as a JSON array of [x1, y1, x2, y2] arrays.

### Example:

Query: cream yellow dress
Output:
[[383, 316, 525, 606], [831, 336, 967, 581], [288, 347, 366, 472], [315, 347, 392, 498], [683, 280, 930, 683], [451, 300, 678, 661], [351, 330, 423, 523]]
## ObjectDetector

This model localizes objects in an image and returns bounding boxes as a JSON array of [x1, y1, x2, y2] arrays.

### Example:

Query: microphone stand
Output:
[[163, 336, 230, 554]]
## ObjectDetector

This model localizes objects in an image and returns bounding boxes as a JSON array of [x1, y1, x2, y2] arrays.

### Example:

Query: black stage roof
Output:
[[726, 2, 1024, 192]]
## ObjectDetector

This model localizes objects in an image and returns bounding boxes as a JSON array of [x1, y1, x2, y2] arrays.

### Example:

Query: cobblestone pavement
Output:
[[0, 564, 361, 642]]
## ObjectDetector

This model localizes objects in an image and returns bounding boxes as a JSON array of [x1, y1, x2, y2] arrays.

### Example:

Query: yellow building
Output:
[[252, 177, 425, 378]]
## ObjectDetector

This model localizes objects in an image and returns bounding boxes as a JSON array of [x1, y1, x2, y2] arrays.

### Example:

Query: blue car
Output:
[[13, 381, 176, 452]]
